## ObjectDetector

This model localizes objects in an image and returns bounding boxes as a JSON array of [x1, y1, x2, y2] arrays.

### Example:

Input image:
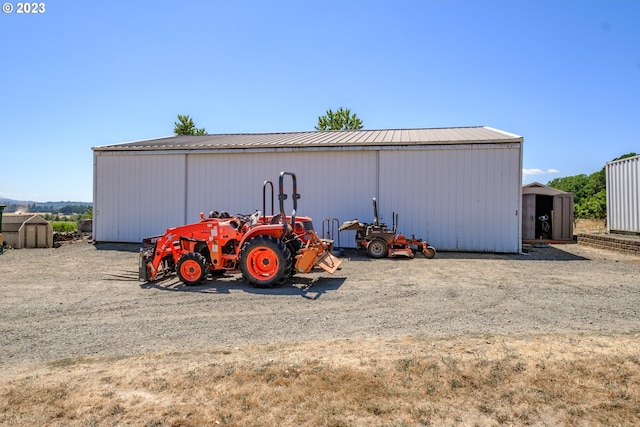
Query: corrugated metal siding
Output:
[[94, 153, 187, 242], [379, 144, 521, 252], [94, 150, 380, 243], [607, 155, 640, 234], [183, 151, 378, 234]]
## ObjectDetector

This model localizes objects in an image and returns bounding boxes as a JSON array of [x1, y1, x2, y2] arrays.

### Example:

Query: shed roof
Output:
[[93, 126, 522, 152], [1, 214, 49, 232], [523, 182, 571, 197]]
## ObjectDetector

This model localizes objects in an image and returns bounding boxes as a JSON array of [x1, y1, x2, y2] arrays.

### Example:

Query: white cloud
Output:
[[523, 168, 545, 176], [522, 168, 559, 177]]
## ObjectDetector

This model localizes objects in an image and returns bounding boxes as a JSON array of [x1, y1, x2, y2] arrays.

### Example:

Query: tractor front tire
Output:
[[239, 235, 292, 288], [423, 245, 436, 259], [176, 252, 208, 286], [366, 238, 389, 259]]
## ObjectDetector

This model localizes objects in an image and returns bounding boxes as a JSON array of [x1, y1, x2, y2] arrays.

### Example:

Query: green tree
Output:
[[315, 107, 363, 131], [548, 174, 590, 203], [574, 190, 607, 219], [82, 207, 93, 220], [174, 114, 207, 135], [611, 152, 637, 162]]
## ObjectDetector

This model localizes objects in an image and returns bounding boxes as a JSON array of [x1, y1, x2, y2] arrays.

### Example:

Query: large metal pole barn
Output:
[[92, 127, 523, 252]]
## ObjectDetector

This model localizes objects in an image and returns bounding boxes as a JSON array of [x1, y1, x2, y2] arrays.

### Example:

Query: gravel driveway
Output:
[[1, 240, 639, 371]]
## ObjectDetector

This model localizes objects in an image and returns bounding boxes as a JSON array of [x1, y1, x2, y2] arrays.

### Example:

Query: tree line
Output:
[[2, 203, 92, 215]]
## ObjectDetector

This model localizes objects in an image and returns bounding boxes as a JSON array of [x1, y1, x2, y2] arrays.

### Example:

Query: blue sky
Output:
[[1, 0, 638, 202]]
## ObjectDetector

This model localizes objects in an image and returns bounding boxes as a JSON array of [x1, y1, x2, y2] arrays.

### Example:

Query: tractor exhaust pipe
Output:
[[372, 197, 379, 226]]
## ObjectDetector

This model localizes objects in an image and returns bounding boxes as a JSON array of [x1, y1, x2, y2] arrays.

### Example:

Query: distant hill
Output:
[[0, 197, 23, 205], [0, 198, 91, 206]]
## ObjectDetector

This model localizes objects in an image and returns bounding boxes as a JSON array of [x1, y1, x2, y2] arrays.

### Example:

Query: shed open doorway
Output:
[[534, 194, 554, 239]]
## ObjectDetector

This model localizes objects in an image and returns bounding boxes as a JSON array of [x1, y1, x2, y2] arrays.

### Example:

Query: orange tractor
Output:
[[339, 197, 436, 259], [139, 172, 341, 287]]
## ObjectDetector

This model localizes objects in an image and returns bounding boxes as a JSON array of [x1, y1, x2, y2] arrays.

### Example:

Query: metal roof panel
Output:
[[92, 126, 522, 151]]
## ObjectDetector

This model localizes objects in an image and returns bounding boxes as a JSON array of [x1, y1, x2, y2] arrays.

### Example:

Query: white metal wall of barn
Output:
[[93, 153, 187, 243], [93, 150, 379, 245], [93, 129, 523, 252], [378, 144, 522, 252], [606, 155, 640, 234]]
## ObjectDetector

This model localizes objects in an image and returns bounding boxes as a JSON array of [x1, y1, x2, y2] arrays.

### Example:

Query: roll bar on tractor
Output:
[[278, 171, 300, 231]]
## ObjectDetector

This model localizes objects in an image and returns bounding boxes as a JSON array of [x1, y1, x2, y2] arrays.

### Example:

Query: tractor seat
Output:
[[270, 214, 283, 224]]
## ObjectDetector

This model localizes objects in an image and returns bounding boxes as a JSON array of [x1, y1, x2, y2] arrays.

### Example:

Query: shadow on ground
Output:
[[340, 245, 588, 262], [140, 274, 347, 300], [94, 242, 140, 253]]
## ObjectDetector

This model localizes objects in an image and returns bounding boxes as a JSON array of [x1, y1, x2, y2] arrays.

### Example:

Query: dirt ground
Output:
[[1, 233, 639, 375]]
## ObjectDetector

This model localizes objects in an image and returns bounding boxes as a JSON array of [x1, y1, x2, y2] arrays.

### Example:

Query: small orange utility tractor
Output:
[[139, 172, 342, 287], [339, 197, 436, 259]]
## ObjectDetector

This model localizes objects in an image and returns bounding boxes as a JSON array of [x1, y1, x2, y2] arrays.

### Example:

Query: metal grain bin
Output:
[[606, 155, 640, 234]]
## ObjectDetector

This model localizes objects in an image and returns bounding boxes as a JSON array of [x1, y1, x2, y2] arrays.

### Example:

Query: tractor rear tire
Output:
[[423, 245, 436, 259], [239, 235, 292, 288], [366, 238, 389, 259], [176, 252, 208, 286]]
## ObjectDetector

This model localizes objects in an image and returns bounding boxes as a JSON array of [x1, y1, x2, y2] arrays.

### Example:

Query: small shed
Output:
[[1, 214, 53, 249], [522, 182, 573, 241]]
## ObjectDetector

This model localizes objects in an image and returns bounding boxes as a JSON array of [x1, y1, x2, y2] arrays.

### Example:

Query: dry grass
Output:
[[2, 334, 639, 426], [574, 219, 607, 235]]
